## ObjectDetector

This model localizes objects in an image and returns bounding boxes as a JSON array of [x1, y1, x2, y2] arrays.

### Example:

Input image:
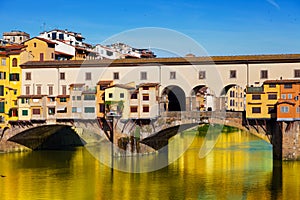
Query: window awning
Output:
[[57, 106, 66, 111]]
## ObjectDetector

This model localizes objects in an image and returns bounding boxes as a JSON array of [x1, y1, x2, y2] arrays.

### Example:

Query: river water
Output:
[[0, 128, 300, 200]]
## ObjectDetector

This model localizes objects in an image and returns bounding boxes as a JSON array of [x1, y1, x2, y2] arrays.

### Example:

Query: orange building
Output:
[[268, 80, 300, 121]]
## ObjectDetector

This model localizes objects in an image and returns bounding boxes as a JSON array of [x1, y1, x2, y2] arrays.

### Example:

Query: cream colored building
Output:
[[129, 83, 160, 119], [226, 85, 245, 111], [19, 54, 300, 121], [3, 30, 30, 44], [104, 84, 135, 119]]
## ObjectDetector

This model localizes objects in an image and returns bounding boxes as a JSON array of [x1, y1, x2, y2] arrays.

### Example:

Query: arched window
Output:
[[12, 58, 17, 67]]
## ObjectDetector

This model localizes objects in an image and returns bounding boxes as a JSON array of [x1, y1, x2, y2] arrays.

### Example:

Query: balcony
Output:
[[246, 86, 263, 93]]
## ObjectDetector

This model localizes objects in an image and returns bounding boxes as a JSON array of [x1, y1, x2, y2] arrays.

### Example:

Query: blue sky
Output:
[[1, 0, 299, 56]]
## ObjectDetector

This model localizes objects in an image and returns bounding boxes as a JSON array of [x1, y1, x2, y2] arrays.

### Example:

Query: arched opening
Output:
[[162, 85, 186, 111], [220, 84, 245, 111], [191, 85, 216, 111]]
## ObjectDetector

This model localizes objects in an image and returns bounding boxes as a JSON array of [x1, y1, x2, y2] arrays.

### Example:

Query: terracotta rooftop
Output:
[[264, 79, 300, 84], [24, 37, 57, 45], [69, 83, 85, 87], [138, 83, 160, 87], [106, 84, 135, 90], [20, 53, 300, 69], [97, 80, 113, 85]]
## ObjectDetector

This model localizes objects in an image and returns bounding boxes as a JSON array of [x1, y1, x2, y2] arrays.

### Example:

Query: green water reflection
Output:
[[0, 129, 300, 200]]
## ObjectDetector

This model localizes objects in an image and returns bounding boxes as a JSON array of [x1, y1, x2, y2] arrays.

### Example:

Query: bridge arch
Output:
[[190, 85, 216, 111], [161, 85, 186, 111], [8, 124, 85, 150]]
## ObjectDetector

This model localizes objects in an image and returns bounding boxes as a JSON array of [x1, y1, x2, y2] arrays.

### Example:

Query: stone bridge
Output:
[[1, 111, 298, 161], [0, 120, 105, 152]]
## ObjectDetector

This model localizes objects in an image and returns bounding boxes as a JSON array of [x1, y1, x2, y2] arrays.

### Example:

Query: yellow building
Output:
[[96, 80, 113, 118], [0, 45, 23, 127], [22, 37, 56, 62], [246, 82, 280, 119], [104, 84, 135, 119]]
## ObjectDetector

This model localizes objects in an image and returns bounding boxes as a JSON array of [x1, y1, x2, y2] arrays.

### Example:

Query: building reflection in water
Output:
[[1, 128, 300, 199]]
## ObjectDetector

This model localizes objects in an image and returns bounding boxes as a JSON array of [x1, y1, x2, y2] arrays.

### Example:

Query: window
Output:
[[60, 97, 67, 102], [288, 94, 293, 99], [106, 50, 113, 56], [143, 86, 149, 90], [199, 71, 206, 79], [284, 84, 292, 89], [113, 72, 119, 80], [170, 71, 176, 79], [109, 93, 113, 98], [25, 72, 31, 80], [12, 58, 17, 67], [48, 97, 55, 102], [21, 98, 29, 104], [0, 85, 4, 96], [143, 94, 149, 101], [62, 85, 67, 95], [252, 107, 261, 113], [268, 107, 274, 113], [32, 109, 40, 115], [100, 104, 105, 113], [140, 72, 147, 80], [0, 102, 4, 113], [230, 70, 237, 78], [143, 106, 149, 112], [37, 86, 41, 95], [52, 32, 56, 40], [131, 106, 138, 113], [26, 86, 30, 95], [230, 99, 235, 106], [22, 110, 28, 116], [131, 93, 138, 99], [252, 94, 261, 100], [60, 72, 65, 80], [297, 107, 300, 113], [260, 70, 268, 79], [48, 108, 55, 115], [85, 72, 92, 80], [77, 96, 81, 101], [84, 107, 95, 113], [269, 84, 276, 88], [268, 94, 277, 100], [51, 53, 54, 59], [34, 42, 37, 47], [120, 93, 124, 98], [230, 91, 235, 98], [84, 94, 95, 100], [48, 86, 53, 95], [0, 72, 5, 80], [294, 70, 300, 78], [1, 58, 6, 66], [9, 73, 19, 81], [72, 107, 77, 113], [280, 106, 289, 113], [72, 96, 76, 101], [281, 94, 286, 99], [59, 33, 64, 40]]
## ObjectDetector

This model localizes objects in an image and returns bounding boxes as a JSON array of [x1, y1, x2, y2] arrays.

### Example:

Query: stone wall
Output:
[[281, 121, 300, 160]]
